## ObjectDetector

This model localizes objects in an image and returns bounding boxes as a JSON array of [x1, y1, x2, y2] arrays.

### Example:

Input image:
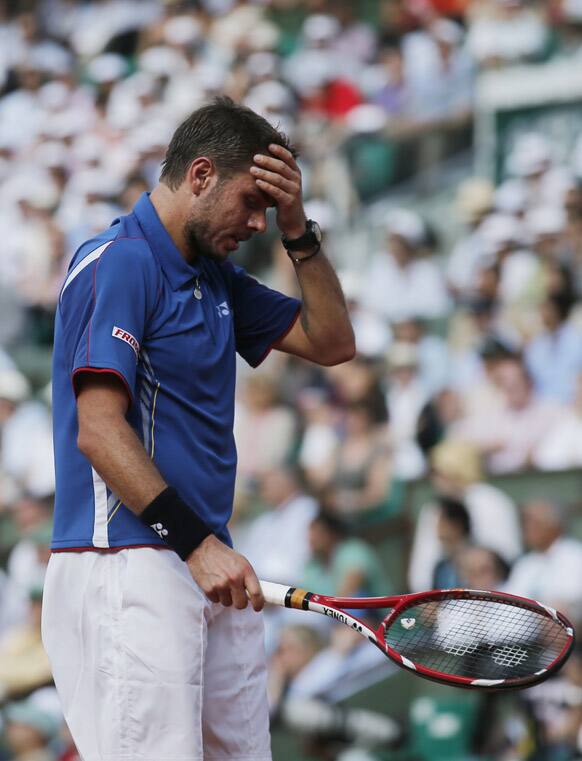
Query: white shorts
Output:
[[41, 547, 271, 761]]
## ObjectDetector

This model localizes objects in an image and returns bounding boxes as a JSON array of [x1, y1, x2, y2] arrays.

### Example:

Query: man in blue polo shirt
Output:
[[42, 97, 354, 760]]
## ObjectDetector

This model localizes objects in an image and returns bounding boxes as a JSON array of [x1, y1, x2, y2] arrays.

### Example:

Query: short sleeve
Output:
[[59, 239, 158, 402], [226, 263, 301, 367]]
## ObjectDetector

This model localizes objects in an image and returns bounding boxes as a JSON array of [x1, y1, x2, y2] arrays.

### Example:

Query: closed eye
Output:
[[245, 193, 275, 211]]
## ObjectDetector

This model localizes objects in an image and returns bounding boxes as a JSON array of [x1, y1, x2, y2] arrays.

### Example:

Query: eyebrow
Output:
[[248, 190, 275, 208]]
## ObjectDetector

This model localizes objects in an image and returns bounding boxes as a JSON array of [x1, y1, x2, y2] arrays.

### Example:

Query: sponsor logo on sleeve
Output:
[[112, 326, 140, 357]]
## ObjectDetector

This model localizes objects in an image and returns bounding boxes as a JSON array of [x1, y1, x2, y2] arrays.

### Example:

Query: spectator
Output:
[[505, 499, 582, 620], [297, 387, 342, 490], [457, 545, 510, 590], [302, 511, 390, 599], [237, 466, 317, 585], [403, 17, 474, 123], [314, 395, 392, 519], [451, 334, 516, 418], [391, 316, 450, 395], [520, 643, 582, 760], [0, 588, 52, 701], [431, 496, 472, 589], [3, 690, 61, 761], [371, 43, 411, 119], [0, 566, 28, 639], [446, 176, 494, 298], [233, 373, 296, 495], [267, 624, 324, 716], [360, 208, 450, 322], [7, 511, 53, 596], [524, 293, 582, 403], [385, 341, 429, 480], [0, 369, 54, 498], [408, 438, 521, 591], [466, 0, 549, 67], [533, 370, 582, 470], [451, 355, 567, 473]]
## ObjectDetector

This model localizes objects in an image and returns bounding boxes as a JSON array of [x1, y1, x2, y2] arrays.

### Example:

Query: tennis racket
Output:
[[261, 581, 575, 690]]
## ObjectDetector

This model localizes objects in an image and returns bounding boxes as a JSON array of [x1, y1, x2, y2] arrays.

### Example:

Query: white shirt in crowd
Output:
[[505, 537, 582, 620], [237, 492, 318, 585], [361, 251, 450, 322], [408, 482, 522, 592]]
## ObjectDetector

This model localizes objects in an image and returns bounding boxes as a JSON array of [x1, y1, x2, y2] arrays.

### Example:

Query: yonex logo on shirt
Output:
[[112, 326, 140, 357], [216, 301, 230, 317]]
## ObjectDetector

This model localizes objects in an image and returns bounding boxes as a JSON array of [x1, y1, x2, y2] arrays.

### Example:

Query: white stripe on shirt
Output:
[[60, 241, 114, 300], [91, 467, 109, 548]]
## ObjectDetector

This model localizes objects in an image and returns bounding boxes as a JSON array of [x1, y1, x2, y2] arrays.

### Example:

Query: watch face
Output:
[[310, 220, 323, 244]]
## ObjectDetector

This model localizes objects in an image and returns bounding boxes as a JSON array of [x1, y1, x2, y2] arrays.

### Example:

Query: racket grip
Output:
[[259, 580, 291, 607]]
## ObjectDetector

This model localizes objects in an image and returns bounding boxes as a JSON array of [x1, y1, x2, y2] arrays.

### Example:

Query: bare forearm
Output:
[[293, 251, 354, 364], [78, 415, 166, 514]]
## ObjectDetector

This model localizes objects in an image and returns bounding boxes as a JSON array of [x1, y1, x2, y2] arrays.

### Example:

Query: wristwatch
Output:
[[281, 219, 322, 263]]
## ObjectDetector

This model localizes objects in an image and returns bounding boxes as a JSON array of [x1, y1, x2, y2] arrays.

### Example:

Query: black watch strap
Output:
[[282, 219, 322, 261]]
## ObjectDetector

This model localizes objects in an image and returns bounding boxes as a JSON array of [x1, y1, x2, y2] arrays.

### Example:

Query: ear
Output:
[[187, 157, 215, 195]]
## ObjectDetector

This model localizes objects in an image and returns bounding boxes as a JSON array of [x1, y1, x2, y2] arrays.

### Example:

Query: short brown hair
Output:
[[160, 96, 296, 189]]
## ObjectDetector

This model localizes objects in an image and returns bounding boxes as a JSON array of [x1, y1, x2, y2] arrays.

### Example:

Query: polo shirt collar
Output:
[[133, 192, 203, 289]]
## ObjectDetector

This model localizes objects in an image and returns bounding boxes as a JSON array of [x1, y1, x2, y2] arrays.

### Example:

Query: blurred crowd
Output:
[[2, 0, 582, 760]]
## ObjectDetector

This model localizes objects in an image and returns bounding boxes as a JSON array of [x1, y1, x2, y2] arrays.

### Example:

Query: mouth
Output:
[[225, 234, 251, 252]]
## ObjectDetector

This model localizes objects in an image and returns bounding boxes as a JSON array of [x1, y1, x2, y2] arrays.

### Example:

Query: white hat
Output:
[[384, 208, 425, 247], [479, 213, 523, 248], [303, 14, 340, 43], [345, 104, 387, 134], [8, 169, 60, 208], [525, 206, 566, 238], [431, 19, 463, 46], [71, 134, 107, 164], [245, 81, 293, 113], [246, 21, 280, 51], [85, 202, 121, 231], [137, 46, 188, 77], [73, 169, 123, 198], [86, 53, 129, 84], [196, 62, 226, 91], [37, 82, 70, 111], [28, 43, 73, 76], [128, 121, 174, 153], [0, 369, 30, 403], [20, 181, 60, 210], [506, 133, 552, 177], [494, 179, 528, 214], [163, 16, 203, 46], [34, 141, 69, 169], [246, 51, 278, 80], [123, 71, 158, 98]]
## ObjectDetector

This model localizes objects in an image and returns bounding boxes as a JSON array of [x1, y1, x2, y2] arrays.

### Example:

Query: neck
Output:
[[150, 184, 192, 263]]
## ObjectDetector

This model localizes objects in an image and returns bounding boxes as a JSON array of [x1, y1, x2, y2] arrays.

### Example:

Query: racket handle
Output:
[[259, 580, 291, 607]]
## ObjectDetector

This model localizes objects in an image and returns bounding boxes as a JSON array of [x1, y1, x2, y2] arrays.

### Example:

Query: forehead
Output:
[[224, 170, 274, 206]]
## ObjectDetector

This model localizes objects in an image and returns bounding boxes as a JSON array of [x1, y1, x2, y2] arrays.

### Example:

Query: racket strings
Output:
[[384, 598, 569, 680]]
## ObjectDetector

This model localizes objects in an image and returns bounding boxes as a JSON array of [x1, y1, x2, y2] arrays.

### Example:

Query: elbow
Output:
[[77, 416, 108, 460], [320, 334, 357, 366], [77, 425, 97, 459]]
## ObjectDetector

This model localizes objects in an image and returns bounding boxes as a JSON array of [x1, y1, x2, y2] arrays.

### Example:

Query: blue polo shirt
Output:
[[51, 193, 300, 551]]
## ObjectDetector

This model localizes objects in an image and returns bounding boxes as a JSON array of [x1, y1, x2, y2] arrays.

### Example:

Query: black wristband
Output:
[[140, 486, 212, 560]]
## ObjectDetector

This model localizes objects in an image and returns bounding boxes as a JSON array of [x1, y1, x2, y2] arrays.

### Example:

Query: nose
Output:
[[248, 211, 267, 233]]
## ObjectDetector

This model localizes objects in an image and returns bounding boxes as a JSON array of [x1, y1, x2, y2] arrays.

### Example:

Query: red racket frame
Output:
[[262, 582, 575, 690]]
